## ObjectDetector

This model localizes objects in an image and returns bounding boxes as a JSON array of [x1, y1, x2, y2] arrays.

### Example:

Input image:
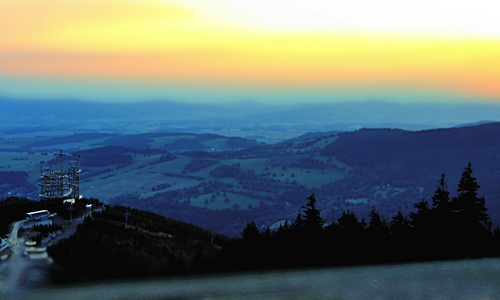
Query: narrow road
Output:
[[1, 217, 82, 294], [0, 208, 101, 295], [0, 220, 31, 294]]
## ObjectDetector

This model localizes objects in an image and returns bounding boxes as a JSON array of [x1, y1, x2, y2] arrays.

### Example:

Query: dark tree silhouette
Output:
[[292, 212, 304, 230], [453, 162, 490, 230], [367, 207, 388, 233], [366, 207, 390, 262], [432, 174, 450, 211], [301, 194, 324, 232], [241, 221, 260, 244], [410, 200, 432, 232], [389, 208, 411, 238]]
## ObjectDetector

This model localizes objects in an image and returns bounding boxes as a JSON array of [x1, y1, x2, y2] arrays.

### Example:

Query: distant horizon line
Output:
[[2, 94, 500, 107]]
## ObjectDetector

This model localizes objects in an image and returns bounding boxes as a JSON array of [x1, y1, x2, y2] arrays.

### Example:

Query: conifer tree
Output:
[[367, 207, 389, 236], [389, 208, 410, 237], [337, 210, 365, 242], [453, 162, 490, 230], [301, 194, 325, 232], [366, 208, 389, 255], [241, 221, 260, 244], [432, 174, 450, 211], [292, 212, 304, 229], [410, 200, 433, 233]]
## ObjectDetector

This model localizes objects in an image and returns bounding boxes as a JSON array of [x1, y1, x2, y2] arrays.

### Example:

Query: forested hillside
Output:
[[320, 122, 500, 223], [48, 205, 228, 282], [50, 169, 500, 283]]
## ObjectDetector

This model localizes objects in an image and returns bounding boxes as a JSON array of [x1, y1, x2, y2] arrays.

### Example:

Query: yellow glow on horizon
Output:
[[170, 0, 500, 37], [1, 0, 500, 101]]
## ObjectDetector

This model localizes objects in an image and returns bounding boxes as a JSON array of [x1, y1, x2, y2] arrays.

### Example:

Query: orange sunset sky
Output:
[[1, 0, 499, 103]]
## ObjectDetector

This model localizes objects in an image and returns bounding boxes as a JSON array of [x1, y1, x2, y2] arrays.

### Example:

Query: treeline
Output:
[[184, 158, 220, 172], [267, 155, 337, 170], [47, 146, 172, 168], [213, 164, 500, 271], [210, 163, 242, 178], [25, 133, 115, 148], [159, 172, 204, 181], [209, 163, 259, 181], [154, 153, 177, 164]]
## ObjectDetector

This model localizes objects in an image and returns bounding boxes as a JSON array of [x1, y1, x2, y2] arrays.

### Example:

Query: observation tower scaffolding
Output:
[[39, 150, 81, 200]]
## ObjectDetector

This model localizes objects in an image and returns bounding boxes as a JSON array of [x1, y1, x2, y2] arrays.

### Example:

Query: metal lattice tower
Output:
[[67, 161, 80, 199], [39, 150, 81, 200]]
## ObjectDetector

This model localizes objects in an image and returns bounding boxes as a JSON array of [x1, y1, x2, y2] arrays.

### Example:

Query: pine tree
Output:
[[431, 174, 450, 211], [389, 208, 410, 237], [367, 207, 388, 236], [409, 199, 432, 232], [366, 207, 390, 262], [301, 194, 325, 232], [453, 162, 490, 230], [292, 212, 304, 229], [241, 221, 260, 244], [337, 210, 365, 243]]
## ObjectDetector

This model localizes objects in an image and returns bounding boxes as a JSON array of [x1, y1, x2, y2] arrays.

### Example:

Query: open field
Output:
[[0, 133, 349, 202]]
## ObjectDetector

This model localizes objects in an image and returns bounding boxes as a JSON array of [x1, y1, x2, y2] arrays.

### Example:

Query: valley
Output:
[[1, 123, 500, 237]]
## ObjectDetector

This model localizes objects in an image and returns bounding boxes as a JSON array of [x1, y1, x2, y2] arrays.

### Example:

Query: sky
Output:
[[1, 0, 500, 104]]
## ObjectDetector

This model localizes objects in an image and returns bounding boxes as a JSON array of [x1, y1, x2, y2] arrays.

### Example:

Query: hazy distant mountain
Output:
[[453, 120, 497, 128], [2, 96, 500, 134]]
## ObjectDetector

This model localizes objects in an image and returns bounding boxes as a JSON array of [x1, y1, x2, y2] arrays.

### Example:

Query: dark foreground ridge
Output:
[[3, 258, 500, 300]]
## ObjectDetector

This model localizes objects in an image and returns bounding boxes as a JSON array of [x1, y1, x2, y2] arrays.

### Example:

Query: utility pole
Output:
[[54, 149, 67, 173], [125, 210, 129, 228], [67, 206, 74, 224]]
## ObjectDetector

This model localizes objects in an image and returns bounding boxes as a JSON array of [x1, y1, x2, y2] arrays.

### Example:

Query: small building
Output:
[[26, 210, 50, 220], [63, 199, 75, 205], [0, 238, 9, 252]]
